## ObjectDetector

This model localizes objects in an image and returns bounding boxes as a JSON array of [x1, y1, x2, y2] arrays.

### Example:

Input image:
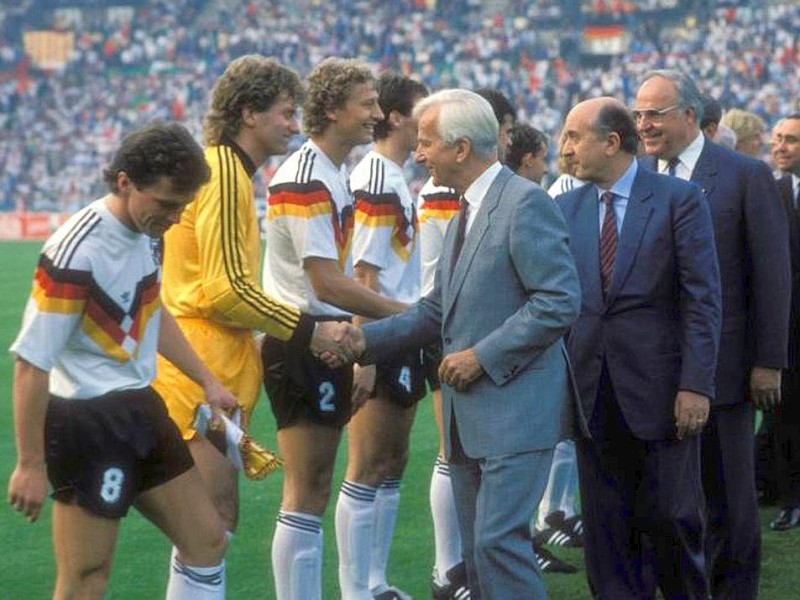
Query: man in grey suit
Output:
[[336, 89, 581, 599]]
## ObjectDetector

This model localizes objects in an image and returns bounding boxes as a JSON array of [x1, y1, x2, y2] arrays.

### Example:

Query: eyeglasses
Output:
[[631, 104, 681, 123]]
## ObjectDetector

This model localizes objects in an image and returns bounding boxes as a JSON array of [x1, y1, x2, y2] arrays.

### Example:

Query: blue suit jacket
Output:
[[641, 141, 791, 406], [557, 165, 722, 440], [778, 175, 800, 370], [362, 166, 582, 457]]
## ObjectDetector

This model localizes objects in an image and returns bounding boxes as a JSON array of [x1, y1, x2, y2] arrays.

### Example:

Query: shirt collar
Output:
[[658, 131, 704, 177], [462, 161, 503, 208], [223, 136, 257, 179], [596, 158, 638, 201]]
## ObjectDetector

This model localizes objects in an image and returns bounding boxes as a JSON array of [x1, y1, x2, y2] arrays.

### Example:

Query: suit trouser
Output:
[[449, 417, 554, 600], [702, 402, 760, 600], [577, 367, 707, 600], [775, 369, 800, 506]]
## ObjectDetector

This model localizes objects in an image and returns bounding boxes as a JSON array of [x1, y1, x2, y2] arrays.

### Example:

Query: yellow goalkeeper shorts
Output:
[[153, 317, 262, 440]]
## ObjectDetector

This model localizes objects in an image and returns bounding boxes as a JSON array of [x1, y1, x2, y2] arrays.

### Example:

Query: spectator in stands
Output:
[[3, 2, 800, 217], [721, 108, 768, 158], [714, 124, 738, 151]]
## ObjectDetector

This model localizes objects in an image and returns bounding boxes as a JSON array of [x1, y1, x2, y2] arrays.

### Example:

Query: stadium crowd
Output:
[[7, 1, 800, 599], [0, 0, 798, 213]]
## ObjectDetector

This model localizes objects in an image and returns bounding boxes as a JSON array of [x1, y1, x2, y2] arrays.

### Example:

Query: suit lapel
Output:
[[606, 170, 654, 304], [443, 167, 511, 322], [571, 187, 603, 307], [778, 175, 800, 275], [690, 142, 718, 198]]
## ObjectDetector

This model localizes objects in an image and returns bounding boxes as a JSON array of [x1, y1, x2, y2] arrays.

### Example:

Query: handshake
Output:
[[310, 321, 366, 368]]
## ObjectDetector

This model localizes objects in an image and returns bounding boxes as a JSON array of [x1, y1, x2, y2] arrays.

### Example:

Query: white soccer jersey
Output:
[[351, 151, 420, 304], [10, 198, 162, 399], [263, 140, 354, 317], [417, 176, 460, 296], [547, 173, 587, 199]]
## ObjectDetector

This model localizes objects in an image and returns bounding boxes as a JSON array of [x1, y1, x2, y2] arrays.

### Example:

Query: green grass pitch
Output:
[[1, 240, 798, 598]]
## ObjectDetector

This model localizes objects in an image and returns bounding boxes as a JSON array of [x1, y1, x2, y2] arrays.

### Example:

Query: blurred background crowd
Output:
[[0, 0, 798, 213]]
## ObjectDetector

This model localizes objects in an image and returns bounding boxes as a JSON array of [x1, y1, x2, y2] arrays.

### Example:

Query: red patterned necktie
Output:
[[599, 191, 617, 298], [450, 196, 469, 271]]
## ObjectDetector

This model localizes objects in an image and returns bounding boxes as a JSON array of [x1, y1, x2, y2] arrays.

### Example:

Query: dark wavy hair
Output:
[[373, 71, 429, 141], [504, 123, 548, 172], [103, 122, 210, 196], [203, 54, 303, 146], [474, 88, 516, 125]]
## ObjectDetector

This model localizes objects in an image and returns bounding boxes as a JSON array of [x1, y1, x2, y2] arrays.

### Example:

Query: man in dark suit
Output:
[[557, 97, 722, 600], [769, 114, 800, 530], [336, 88, 581, 599], [635, 69, 791, 600]]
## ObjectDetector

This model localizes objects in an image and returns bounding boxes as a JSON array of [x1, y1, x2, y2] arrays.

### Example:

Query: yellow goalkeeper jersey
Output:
[[161, 141, 307, 340]]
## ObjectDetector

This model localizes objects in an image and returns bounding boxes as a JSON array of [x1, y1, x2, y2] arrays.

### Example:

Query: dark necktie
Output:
[[667, 156, 679, 177], [599, 191, 617, 298], [450, 196, 469, 271]]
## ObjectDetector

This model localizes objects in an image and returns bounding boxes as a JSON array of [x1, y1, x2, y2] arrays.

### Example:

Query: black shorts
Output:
[[423, 342, 443, 392], [261, 329, 354, 430], [45, 387, 194, 519], [375, 348, 428, 408]]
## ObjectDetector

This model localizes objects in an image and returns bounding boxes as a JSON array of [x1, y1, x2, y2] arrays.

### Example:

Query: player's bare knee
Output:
[[177, 525, 227, 566], [209, 491, 239, 532], [382, 445, 410, 477], [55, 561, 112, 600]]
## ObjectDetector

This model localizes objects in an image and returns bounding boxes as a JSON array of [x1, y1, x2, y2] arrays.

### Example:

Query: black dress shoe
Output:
[[770, 506, 800, 531], [533, 540, 578, 574]]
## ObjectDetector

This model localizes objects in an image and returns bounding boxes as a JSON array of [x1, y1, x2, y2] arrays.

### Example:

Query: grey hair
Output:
[[713, 123, 738, 150], [412, 89, 499, 159], [642, 69, 704, 126]]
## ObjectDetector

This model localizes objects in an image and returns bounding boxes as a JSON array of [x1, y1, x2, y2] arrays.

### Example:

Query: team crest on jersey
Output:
[[149, 237, 163, 267]]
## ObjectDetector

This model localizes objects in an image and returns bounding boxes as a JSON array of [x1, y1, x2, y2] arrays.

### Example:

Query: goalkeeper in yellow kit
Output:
[[153, 55, 351, 586]]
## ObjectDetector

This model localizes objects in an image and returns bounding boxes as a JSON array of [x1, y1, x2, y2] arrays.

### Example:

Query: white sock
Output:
[[430, 457, 462, 583], [272, 510, 323, 600], [369, 478, 401, 590], [335, 480, 377, 600], [536, 440, 578, 530], [557, 440, 579, 519], [165, 553, 225, 600]]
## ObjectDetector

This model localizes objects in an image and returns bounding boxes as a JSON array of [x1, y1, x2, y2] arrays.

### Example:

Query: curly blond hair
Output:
[[302, 57, 374, 137], [203, 55, 303, 146]]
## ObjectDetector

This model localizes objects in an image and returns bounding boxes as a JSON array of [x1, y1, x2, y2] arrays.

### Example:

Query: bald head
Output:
[[561, 97, 637, 188]]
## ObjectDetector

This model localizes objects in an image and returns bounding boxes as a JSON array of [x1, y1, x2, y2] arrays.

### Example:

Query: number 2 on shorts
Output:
[[318, 381, 335, 412]]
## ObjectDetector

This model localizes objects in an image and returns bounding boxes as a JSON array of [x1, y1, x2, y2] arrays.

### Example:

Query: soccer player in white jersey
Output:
[[334, 72, 429, 600], [8, 123, 237, 600], [260, 58, 407, 600], [420, 89, 516, 600]]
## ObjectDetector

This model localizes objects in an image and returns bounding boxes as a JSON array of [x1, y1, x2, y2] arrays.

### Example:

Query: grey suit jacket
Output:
[[362, 166, 581, 458]]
